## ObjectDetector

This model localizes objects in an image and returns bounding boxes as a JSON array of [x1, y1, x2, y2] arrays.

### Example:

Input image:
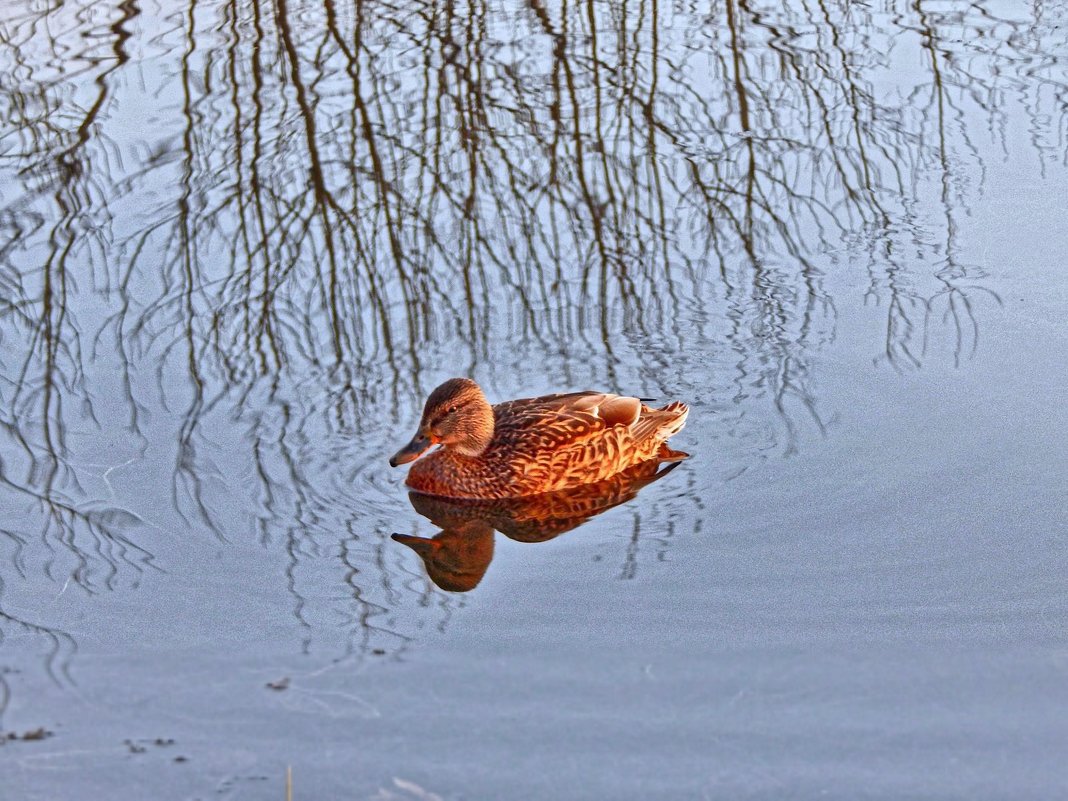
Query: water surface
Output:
[[1, 1, 1067, 798]]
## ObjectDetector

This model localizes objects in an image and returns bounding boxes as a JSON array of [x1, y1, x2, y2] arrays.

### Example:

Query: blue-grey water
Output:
[[1, 1, 1067, 799]]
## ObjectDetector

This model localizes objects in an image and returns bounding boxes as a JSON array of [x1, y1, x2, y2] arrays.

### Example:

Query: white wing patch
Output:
[[600, 395, 641, 427], [564, 393, 642, 427]]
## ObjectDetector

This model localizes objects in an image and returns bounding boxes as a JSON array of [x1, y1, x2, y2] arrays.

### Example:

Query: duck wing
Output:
[[489, 391, 687, 492], [491, 391, 639, 446]]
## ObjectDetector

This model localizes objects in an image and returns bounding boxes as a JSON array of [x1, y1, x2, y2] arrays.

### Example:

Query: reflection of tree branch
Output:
[[0, 599, 78, 694], [0, 0, 151, 594], [866, 0, 1005, 371]]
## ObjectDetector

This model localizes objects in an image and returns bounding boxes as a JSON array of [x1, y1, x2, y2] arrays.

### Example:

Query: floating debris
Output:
[[4, 727, 53, 742]]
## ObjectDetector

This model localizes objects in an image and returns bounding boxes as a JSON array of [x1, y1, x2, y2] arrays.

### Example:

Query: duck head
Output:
[[389, 378, 495, 466]]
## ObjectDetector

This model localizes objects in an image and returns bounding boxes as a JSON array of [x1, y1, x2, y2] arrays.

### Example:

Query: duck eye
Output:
[[447, 405, 458, 414]]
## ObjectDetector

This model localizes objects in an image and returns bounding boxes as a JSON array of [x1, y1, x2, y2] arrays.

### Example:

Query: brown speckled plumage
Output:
[[390, 378, 689, 499]]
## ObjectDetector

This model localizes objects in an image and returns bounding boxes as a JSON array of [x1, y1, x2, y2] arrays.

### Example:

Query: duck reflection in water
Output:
[[392, 460, 682, 592]]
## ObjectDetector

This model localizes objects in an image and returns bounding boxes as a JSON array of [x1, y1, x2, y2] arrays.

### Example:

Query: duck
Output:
[[389, 378, 689, 499]]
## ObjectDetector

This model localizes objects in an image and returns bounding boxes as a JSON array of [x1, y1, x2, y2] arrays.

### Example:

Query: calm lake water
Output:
[[2, 1, 1067, 798]]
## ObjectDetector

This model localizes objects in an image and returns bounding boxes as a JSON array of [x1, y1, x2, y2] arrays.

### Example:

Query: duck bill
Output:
[[389, 432, 432, 467], [391, 532, 437, 556]]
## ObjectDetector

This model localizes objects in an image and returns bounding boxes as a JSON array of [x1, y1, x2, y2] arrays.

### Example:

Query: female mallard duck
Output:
[[389, 378, 688, 499]]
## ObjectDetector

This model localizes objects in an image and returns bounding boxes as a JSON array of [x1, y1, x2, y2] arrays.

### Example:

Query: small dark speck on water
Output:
[[266, 677, 290, 691], [5, 728, 53, 742]]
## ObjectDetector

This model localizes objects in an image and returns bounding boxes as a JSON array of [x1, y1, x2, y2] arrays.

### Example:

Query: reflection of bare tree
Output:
[[0, 2, 157, 707], [1, 0, 1066, 706], [862, 0, 1013, 371]]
